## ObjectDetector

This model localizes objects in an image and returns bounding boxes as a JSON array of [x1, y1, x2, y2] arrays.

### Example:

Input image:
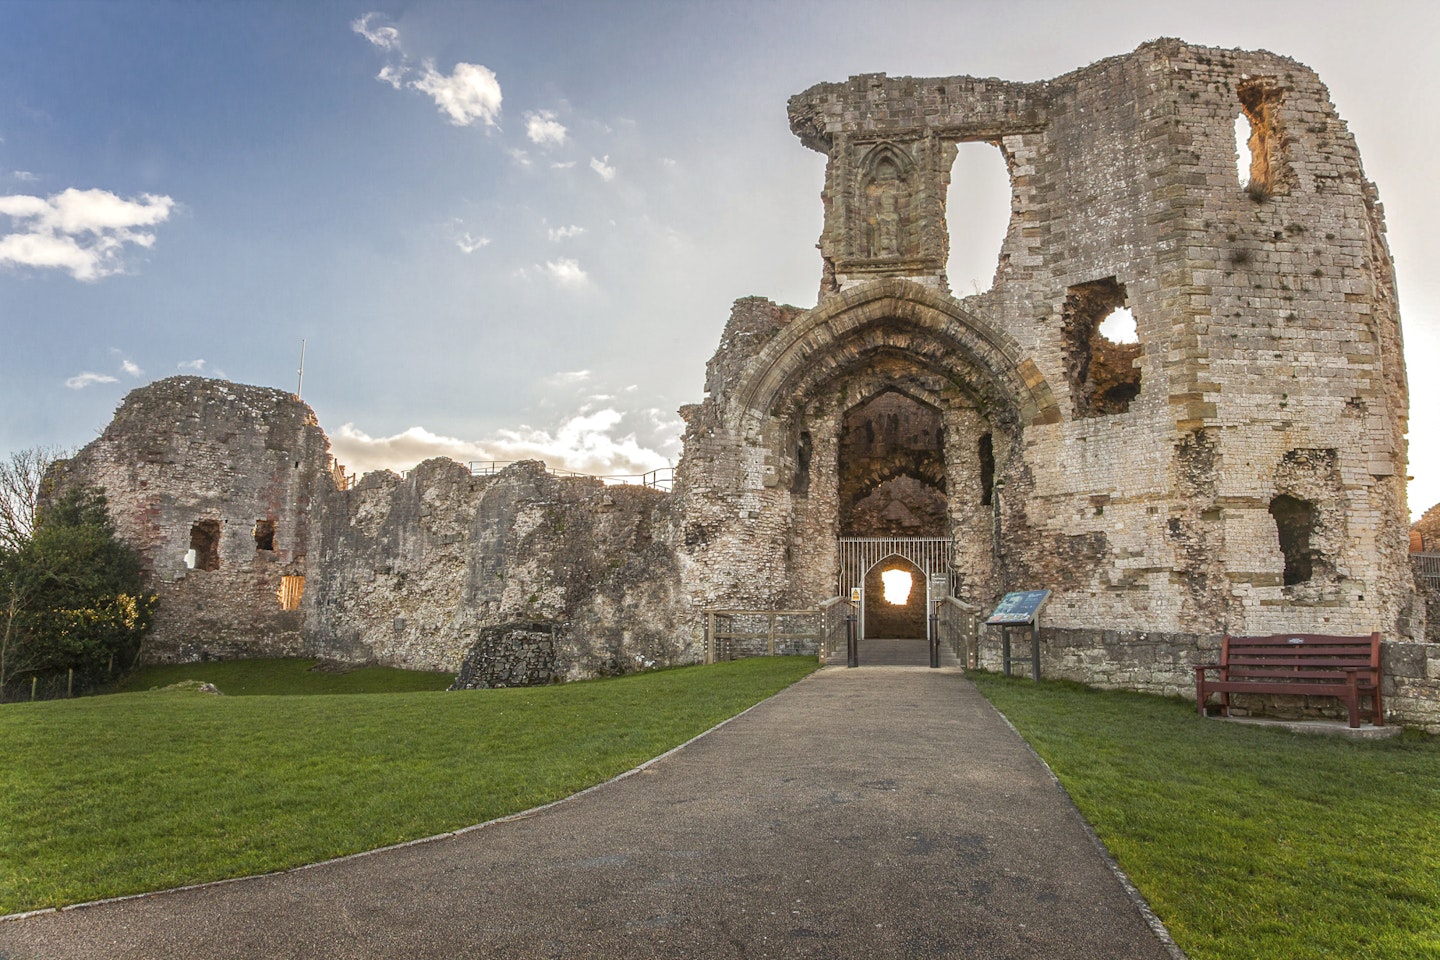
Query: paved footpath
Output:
[[0, 667, 1180, 959]]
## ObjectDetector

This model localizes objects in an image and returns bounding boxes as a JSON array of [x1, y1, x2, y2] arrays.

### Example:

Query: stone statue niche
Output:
[[859, 144, 920, 261]]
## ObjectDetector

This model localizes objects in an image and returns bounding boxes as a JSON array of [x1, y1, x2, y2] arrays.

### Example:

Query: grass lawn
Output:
[[970, 672, 1440, 960], [116, 657, 456, 695], [0, 656, 818, 916]]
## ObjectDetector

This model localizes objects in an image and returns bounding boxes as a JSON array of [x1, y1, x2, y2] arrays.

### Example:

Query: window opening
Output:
[[979, 433, 995, 506], [253, 518, 275, 552], [188, 519, 221, 571], [1236, 79, 1287, 199], [792, 431, 813, 495], [944, 140, 1011, 296], [1269, 494, 1315, 585], [1062, 278, 1141, 417]]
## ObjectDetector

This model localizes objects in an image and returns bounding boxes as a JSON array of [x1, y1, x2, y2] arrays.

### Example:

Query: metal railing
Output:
[[820, 596, 853, 664], [1413, 552, 1440, 589], [703, 607, 826, 663], [937, 596, 982, 669], [468, 461, 674, 492]]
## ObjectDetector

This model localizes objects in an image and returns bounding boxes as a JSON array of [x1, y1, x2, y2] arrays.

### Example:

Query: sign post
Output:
[[985, 590, 1051, 681]]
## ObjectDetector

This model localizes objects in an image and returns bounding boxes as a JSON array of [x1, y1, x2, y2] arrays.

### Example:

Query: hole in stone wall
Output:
[[1269, 494, 1315, 585], [189, 519, 221, 572], [979, 433, 995, 506], [1236, 79, 1287, 200], [278, 574, 305, 610], [944, 141, 1011, 296], [253, 518, 275, 552], [1062, 278, 1141, 417]]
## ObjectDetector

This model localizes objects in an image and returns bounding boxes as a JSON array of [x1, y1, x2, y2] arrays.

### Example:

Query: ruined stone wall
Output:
[[306, 457, 695, 677], [52, 377, 330, 661], [57, 378, 695, 677]]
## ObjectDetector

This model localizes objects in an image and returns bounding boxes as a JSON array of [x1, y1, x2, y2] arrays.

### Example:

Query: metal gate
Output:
[[838, 537, 954, 644]]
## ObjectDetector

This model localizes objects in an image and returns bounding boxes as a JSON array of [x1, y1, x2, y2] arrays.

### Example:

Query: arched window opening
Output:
[[944, 141, 1012, 297], [1269, 494, 1315, 585]]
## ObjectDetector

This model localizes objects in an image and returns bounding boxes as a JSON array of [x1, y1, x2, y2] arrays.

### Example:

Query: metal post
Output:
[[929, 613, 940, 668], [846, 614, 858, 668], [1030, 621, 1041, 682], [1002, 626, 1012, 676], [706, 610, 716, 665]]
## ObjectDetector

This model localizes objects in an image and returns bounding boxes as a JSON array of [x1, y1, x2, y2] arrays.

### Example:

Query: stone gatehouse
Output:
[[53, 39, 1440, 726]]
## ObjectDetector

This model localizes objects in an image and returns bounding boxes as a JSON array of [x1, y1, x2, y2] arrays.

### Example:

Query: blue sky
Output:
[[4, 0, 1439, 513]]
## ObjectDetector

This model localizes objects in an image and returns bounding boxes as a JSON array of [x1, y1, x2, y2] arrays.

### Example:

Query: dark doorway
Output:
[[838, 390, 947, 537]]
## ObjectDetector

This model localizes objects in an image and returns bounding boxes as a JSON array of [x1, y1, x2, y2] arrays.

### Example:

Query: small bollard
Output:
[[846, 614, 858, 668], [929, 614, 940, 668]]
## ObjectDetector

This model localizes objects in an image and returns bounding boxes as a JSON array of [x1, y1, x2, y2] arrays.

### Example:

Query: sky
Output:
[[2, 0, 1439, 514]]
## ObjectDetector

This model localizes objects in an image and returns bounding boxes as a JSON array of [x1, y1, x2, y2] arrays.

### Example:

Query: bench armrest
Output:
[[1194, 663, 1221, 673]]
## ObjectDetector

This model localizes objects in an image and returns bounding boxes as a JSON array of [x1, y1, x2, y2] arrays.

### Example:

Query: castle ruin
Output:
[[54, 40, 1440, 726]]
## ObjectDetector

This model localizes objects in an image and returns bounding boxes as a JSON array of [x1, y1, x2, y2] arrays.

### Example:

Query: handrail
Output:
[[468, 461, 675, 491]]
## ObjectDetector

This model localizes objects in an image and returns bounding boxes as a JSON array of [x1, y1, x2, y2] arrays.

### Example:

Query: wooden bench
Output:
[[1194, 632, 1383, 728]]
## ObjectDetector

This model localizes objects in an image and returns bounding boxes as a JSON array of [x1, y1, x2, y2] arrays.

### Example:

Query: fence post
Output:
[[767, 613, 776, 656], [67, 668, 73, 698], [846, 614, 858, 668], [30, 676, 37, 701], [929, 612, 940, 668]]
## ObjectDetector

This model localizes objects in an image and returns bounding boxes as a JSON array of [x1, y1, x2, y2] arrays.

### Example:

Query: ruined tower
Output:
[[674, 38, 1415, 686]]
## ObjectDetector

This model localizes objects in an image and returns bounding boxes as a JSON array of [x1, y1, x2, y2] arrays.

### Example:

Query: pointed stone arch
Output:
[[732, 278, 1059, 430]]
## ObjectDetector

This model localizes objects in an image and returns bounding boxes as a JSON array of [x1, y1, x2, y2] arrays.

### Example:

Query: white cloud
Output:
[[544, 258, 588, 286], [543, 370, 592, 386], [411, 61, 502, 127], [525, 110, 567, 147], [11, 170, 37, 182], [506, 148, 533, 167], [65, 371, 118, 390], [457, 232, 490, 254], [351, 12, 400, 51], [550, 160, 576, 170], [121, 359, 142, 377], [0, 188, 175, 281], [178, 358, 206, 372], [589, 155, 616, 181], [352, 15, 501, 128], [332, 408, 672, 478], [547, 224, 585, 242]]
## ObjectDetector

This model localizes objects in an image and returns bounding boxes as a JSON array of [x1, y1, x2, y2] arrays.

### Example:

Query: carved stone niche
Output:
[[835, 140, 943, 281]]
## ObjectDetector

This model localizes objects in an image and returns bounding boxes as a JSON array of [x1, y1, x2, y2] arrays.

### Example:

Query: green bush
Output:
[[0, 486, 154, 699]]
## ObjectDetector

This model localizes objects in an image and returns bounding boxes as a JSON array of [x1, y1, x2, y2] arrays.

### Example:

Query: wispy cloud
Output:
[[0, 188, 176, 281], [351, 12, 399, 51], [525, 110, 567, 147], [589, 155, 616, 181], [65, 371, 118, 390], [11, 170, 37, 182], [352, 12, 502, 128], [457, 232, 490, 254], [547, 224, 585, 242], [544, 258, 588, 286], [178, 358, 206, 372], [550, 160, 575, 170], [543, 369, 592, 386]]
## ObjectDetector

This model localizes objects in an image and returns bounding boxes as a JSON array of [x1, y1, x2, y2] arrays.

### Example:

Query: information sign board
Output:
[[985, 589, 1051, 625]]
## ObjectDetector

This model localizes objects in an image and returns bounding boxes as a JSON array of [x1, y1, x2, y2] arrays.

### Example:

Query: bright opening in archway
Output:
[[945, 141, 1012, 297], [881, 568, 913, 605], [1235, 114, 1252, 185]]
